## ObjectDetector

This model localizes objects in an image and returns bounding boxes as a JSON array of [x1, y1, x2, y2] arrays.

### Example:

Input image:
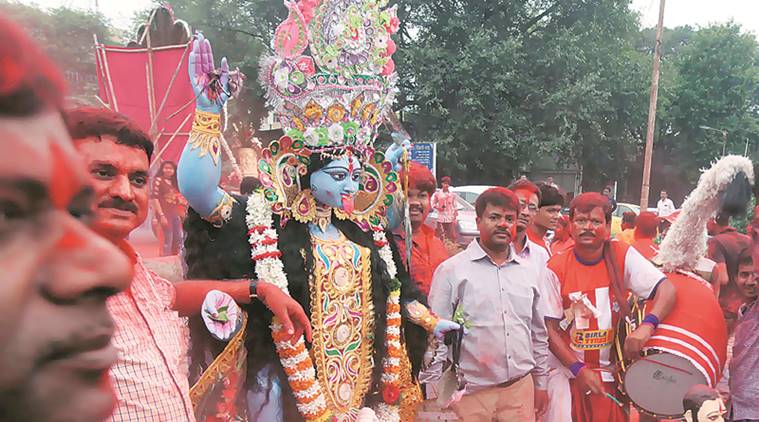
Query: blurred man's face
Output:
[[514, 189, 539, 234], [737, 261, 758, 301], [660, 191, 667, 200], [571, 207, 609, 250], [441, 182, 450, 191], [533, 204, 562, 231], [73, 136, 149, 242], [0, 112, 132, 421], [407, 188, 431, 228]]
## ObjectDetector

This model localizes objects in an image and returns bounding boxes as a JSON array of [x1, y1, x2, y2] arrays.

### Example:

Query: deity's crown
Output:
[[260, 0, 399, 153]]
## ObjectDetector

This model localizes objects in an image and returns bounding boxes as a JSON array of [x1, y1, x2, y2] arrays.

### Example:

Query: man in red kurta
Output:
[[542, 193, 677, 421], [393, 162, 449, 296]]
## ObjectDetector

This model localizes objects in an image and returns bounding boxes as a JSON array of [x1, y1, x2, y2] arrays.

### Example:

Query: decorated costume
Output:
[[178, 1, 457, 420]]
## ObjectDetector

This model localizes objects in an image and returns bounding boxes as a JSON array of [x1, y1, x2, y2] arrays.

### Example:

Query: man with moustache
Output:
[[0, 17, 132, 421], [393, 162, 449, 296], [529, 183, 564, 256], [542, 193, 676, 421], [64, 107, 311, 421], [429, 187, 549, 421]]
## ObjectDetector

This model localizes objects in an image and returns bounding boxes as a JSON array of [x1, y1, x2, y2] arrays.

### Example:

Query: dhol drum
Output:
[[616, 271, 728, 418]]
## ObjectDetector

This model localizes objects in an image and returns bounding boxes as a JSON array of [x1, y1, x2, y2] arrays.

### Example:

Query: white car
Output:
[[451, 185, 494, 206]]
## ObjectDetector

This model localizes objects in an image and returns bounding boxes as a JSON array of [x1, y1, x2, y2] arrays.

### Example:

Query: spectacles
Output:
[[519, 202, 538, 213]]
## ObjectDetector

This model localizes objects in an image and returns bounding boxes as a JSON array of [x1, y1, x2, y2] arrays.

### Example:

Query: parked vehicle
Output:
[[450, 185, 494, 206], [611, 202, 640, 236]]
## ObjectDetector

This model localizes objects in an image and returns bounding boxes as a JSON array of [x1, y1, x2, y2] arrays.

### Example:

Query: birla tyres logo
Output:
[[571, 329, 614, 350]]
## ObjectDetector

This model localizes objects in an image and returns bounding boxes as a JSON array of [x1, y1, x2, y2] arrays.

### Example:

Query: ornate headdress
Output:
[[258, 0, 401, 229]]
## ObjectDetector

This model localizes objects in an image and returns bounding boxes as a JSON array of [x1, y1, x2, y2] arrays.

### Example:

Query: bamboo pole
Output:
[[149, 111, 193, 171], [639, 0, 666, 210], [149, 41, 192, 136], [94, 34, 119, 111]]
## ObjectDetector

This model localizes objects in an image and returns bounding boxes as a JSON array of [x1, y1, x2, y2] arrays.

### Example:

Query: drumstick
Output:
[[638, 356, 694, 375]]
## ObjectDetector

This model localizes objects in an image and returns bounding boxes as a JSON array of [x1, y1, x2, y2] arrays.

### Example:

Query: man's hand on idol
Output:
[[576, 367, 604, 395], [257, 281, 313, 344], [624, 323, 654, 360]]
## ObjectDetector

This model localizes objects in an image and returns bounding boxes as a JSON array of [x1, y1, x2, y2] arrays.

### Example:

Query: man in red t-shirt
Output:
[[708, 214, 751, 332], [542, 193, 677, 421], [393, 162, 449, 296], [631, 211, 660, 261]]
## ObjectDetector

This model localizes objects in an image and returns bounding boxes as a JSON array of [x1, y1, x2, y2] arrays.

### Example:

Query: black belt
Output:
[[496, 373, 528, 388]]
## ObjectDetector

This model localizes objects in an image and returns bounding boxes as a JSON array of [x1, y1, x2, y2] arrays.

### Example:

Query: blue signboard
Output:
[[410, 142, 436, 176]]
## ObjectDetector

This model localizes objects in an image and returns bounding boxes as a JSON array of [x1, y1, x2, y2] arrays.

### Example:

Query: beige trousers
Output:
[[450, 375, 535, 422]]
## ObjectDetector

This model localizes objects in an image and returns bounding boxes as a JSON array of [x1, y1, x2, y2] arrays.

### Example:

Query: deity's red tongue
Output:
[[341, 194, 355, 214]]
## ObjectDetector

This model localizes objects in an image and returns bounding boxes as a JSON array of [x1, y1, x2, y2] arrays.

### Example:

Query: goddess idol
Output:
[[177, 0, 459, 420]]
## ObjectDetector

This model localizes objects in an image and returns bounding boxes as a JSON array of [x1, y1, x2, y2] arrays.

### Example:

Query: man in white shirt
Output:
[[657, 190, 676, 217]]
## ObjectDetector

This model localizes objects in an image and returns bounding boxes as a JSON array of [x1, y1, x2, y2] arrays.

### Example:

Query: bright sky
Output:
[[17, 0, 759, 37], [632, 0, 759, 36]]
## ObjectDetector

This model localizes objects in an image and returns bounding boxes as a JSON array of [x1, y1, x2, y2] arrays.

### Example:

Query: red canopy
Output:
[[95, 42, 195, 165]]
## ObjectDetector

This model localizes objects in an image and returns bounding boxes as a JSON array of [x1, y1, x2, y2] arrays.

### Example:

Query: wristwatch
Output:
[[249, 279, 260, 300]]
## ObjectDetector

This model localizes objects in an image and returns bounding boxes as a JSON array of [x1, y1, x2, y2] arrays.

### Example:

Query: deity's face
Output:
[[72, 136, 150, 242], [310, 155, 362, 212], [0, 111, 132, 421]]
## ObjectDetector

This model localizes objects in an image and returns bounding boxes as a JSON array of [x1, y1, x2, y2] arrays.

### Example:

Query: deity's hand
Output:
[[188, 32, 230, 114], [624, 323, 654, 360], [433, 319, 461, 339], [257, 282, 313, 344], [385, 135, 411, 172]]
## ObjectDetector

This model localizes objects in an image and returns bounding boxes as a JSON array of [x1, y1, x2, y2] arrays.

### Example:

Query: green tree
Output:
[[665, 23, 759, 180], [1, 1, 114, 101], [400, 0, 650, 187]]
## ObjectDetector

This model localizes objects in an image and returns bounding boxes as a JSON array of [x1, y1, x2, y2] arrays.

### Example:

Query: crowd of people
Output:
[[1, 1, 758, 421]]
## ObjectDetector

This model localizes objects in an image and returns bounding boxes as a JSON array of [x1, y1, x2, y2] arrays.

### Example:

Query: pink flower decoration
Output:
[[381, 59, 395, 76], [384, 38, 397, 57]]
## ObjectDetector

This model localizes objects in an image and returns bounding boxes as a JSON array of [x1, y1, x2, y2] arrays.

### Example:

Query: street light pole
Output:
[[640, 0, 666, 210], [699, 125, 728, 156]]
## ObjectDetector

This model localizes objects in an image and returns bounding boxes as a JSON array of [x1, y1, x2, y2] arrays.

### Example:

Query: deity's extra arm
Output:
[[177, 33, 236, 227]]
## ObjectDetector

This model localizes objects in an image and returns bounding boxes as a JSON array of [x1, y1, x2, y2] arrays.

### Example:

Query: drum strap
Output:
[[603, 240, 631, 320]]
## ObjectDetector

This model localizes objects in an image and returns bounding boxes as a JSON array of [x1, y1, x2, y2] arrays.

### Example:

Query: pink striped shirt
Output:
[[107, 243, 194, 422]]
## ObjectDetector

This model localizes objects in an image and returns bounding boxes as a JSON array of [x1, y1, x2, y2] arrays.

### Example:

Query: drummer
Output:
[[541, 193, 677, 421]]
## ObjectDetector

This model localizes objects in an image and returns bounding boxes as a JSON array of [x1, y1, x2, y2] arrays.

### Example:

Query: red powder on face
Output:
[[48, 142, 79, 209], [56, 230, 85, 249]]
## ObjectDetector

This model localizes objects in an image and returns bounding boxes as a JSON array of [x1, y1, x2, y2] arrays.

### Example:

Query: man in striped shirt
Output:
[[65, 107, 310, 421]]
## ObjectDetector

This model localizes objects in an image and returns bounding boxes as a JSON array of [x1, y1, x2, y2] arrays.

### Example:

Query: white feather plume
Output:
[[657, 155, 754, 272]]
